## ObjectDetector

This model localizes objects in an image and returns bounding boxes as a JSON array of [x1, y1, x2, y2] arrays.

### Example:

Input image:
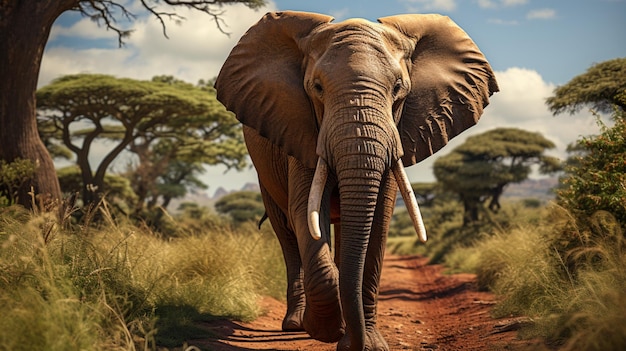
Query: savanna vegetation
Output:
[[388, 58, 626, 350], [37, 74, 248, 220], [0, 203, 284, 350]]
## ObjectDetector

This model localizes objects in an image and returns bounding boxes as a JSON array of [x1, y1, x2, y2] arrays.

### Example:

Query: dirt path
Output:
[[196, 255, 541, 350]]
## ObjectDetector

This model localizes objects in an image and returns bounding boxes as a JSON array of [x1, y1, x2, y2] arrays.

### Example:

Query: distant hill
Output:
[[502, 177, 559, 202], [169, 177, 558, 213], [210, 182, 261, 201], [167, 183, 261, 212]]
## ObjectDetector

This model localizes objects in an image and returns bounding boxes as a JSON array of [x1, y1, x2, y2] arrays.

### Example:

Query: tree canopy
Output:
[[37, 74, 247, 208], [546, 57, 626, 115], [553, 58, 626, 229], [214, 191, 265, 225], [434, 128, 560, 224], [0, 0, 264, 208]]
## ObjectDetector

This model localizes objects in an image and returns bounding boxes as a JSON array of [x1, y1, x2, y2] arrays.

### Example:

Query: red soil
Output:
[[194, 255, 543, 351]]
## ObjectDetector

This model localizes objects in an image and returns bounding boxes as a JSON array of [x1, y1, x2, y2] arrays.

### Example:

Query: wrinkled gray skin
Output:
[[215, 11, 498, 351]]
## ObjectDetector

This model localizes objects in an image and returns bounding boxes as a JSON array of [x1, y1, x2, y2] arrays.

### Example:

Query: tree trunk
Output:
[[462, 195, 481, 225], [488, 183, 505, 213], [0, 1, 76, 208]]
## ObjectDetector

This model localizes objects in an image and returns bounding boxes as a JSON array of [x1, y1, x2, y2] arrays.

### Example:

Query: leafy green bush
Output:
[[388, 198, 545, 263], [0, 158, 37, 206], [214, 190, 265, 225], [558, 110, 626, 229], [57, 166, 138, 208]]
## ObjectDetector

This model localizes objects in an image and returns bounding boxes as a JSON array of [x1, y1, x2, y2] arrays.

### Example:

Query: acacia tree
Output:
[[410, 182, 442, 208], [123, 76, 247, 214], [546, 57, 626, 115], [0, 0, 264, 209], [127, 134, 244, 214], [434, 128, 561, 224], [37, 74, 247, 207]]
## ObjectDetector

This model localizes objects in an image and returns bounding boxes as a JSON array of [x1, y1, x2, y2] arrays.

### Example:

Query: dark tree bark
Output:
[[461, 194, 481, 225], [0, 1, 76, 208], [487, 183, 506, 213]]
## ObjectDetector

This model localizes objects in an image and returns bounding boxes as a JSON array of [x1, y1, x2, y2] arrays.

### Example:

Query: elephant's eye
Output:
[[392, 79, 403, 98], [313, 81, 324, 96]]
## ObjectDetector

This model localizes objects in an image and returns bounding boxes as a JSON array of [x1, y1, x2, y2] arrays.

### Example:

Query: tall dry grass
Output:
[[459, 204, 626, 350], [0, 204, 285, 350]]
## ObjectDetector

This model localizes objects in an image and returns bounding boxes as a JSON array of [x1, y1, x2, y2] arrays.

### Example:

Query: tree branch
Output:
[[74, 0, 264, 46], [76, 0, 135, 47]]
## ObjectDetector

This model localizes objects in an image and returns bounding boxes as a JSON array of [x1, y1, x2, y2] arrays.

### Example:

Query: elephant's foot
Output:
[[302, 304, 345, 343], [337, 326, 389, 351], [281, 305, 305, 331]]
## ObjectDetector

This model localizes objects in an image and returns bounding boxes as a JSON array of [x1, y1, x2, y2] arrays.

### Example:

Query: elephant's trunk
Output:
[[307, 99, 428, 348], [336, 150, 386, 351]]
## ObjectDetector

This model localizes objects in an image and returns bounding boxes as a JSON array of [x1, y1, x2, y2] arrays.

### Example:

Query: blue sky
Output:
[[41, 0, 626, 195], [273, 0, 625, 85]]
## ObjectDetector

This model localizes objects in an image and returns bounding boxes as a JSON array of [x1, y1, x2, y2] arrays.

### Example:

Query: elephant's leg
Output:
[[288, 157, 345, 343], [338, 173, 396, 351], [259, 184, 306, 331]]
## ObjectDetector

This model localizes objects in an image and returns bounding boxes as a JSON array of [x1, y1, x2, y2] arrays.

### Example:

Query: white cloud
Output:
[[406, 67, 601, 182], [49, 17, 120, 41], [403, 0, 457, 12], [488, 68, 554, 120], [39, 47, 133, 85], [478, 0, 528, 9], [475, 67, 598, 153], [527, 8, 557, 20], [502, 0, 528, 6], [40, 2, 276, 87], [477, 0, 497, 9], [488, 18, 519, 25]]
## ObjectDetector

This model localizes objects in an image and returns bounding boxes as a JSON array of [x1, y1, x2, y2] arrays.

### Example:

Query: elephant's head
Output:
[[216, 10, 497, 348]]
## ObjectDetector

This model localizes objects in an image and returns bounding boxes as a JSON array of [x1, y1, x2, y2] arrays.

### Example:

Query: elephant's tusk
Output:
[[392, 160, 427, 243], [308, 158, 328, 240]]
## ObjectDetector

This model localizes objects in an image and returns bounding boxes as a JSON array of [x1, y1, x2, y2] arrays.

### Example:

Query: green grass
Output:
[[387, 200, 546, 264], [0, 204, 285, 350]]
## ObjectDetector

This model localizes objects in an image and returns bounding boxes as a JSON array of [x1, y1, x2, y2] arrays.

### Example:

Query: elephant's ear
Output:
[[216, 11, 334, 169], [378, 14, 499, 166]]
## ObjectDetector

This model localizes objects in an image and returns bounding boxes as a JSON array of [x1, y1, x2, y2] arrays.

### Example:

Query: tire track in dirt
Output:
[[196, 255, 541, 350]]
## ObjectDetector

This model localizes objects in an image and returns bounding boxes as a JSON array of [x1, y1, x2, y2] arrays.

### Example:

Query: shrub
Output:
[[0, 158, 37, 206], [558, 110, 626, 229], [214, 191, 265, 225]]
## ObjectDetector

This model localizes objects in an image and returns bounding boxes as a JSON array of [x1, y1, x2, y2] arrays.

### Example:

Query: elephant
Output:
[[215, 11, 498, 351]]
